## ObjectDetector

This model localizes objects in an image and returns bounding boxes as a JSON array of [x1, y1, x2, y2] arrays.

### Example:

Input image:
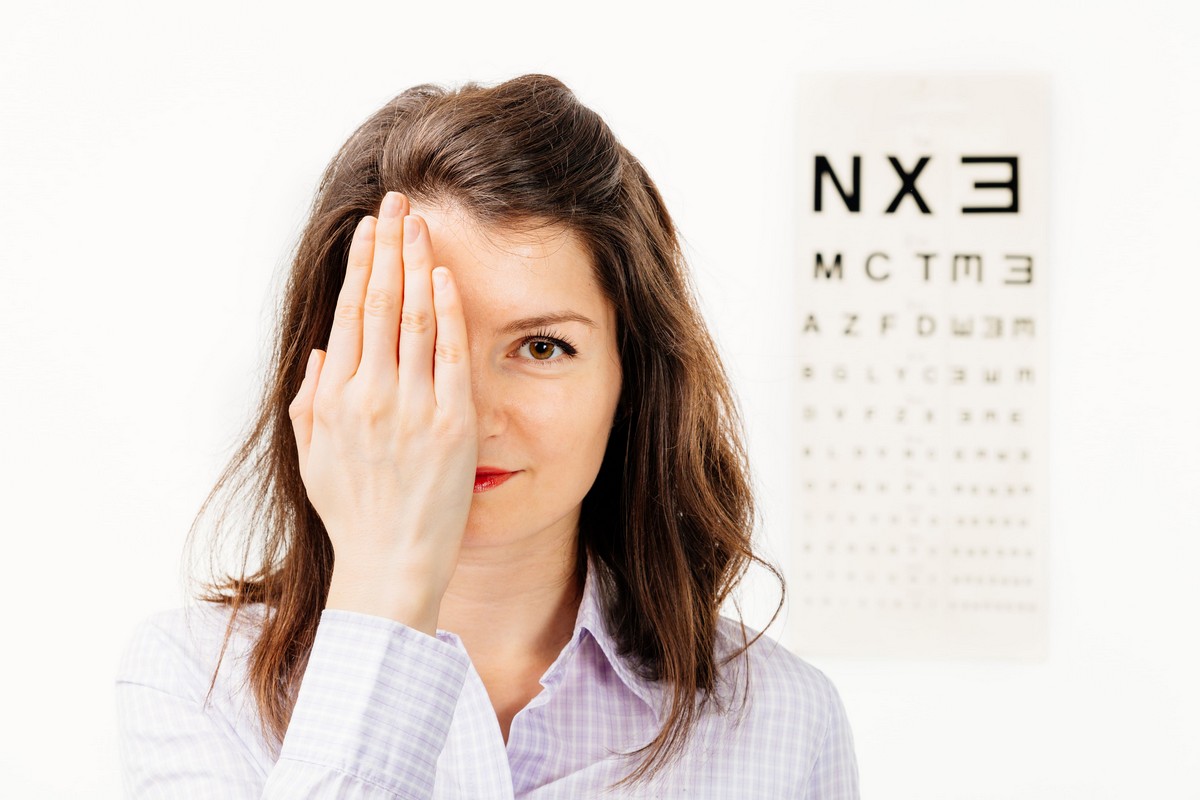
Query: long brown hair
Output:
[[183, 73, 785, 791]]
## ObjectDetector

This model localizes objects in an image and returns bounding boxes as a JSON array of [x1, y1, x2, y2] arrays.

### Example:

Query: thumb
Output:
[[288, 349, 325, 478]]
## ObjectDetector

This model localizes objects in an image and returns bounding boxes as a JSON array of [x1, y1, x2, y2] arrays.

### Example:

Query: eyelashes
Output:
[[515, 327, 579, 365]]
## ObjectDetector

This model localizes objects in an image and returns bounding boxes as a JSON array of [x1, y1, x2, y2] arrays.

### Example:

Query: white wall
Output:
[[2, 1, 1196, 797]]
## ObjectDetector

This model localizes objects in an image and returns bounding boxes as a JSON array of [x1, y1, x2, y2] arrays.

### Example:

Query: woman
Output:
[[115, 74, 859, 798]]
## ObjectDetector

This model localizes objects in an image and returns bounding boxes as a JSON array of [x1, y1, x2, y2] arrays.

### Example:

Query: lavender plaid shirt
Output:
[[115, 557, 859, 798]]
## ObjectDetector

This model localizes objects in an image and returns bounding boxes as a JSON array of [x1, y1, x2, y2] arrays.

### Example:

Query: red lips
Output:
[[473, 468, 518, 493], [475, 467, 512, 477]]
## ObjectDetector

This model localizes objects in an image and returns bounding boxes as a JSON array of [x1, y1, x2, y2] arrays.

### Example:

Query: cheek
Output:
[[509, 377, 617, 471]]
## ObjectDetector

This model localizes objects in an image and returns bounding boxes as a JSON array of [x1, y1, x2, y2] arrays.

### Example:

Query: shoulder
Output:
[[114, 603, 287, 773], [656, 614, 856, 792], [116, 601, 270, 703], [710, 613, 847, 743]]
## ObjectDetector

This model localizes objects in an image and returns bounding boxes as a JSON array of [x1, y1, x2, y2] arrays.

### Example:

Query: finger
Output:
[[323, 214, 377, 387], [289, 349, 326, 480], [398, 214, 436, 406], [431, 267, 471, 414], [359, 191, 409, 382]]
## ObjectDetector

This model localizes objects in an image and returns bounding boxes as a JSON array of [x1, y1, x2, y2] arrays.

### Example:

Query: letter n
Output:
[[814, 156, 860, 212]]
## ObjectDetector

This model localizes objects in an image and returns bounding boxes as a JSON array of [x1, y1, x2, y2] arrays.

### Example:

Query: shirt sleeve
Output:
[[800, 675, 861, 799], [115, 607, 473, 799]]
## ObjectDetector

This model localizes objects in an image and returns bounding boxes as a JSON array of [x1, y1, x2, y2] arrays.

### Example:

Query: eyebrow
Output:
[[497, 312, 599, 335]]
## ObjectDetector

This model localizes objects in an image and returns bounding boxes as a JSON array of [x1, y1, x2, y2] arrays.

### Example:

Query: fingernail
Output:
[[403, 215, 419, 242], [381, 192, 402, 218], [433, 268, 448, 289]]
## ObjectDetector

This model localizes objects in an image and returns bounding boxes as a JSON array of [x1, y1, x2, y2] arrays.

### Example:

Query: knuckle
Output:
[[332, 302, 363, 330], [400, 310, 431, 335], [312, 386, 345, 419], [348, 386, 391, 423], [363, 288, 398, 316], [434, 340, 463, 364], [312, 389, 339, 420], [363, 396, 391, 422], [432, 408, 472, 439]]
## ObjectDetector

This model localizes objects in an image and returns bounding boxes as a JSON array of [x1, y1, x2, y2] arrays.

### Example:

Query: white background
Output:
[[2, 1, 1196, 797]]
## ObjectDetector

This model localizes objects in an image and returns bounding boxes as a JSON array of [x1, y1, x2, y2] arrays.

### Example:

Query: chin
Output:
[[459, 501, 576, 550], [460, 506, 519, 544]]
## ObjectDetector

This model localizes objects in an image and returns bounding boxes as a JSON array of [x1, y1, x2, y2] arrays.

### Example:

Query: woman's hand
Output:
[[287, 191, 477, 636]]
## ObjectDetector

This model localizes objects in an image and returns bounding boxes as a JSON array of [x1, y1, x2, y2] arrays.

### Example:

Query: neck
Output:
[[437, 523, 584, 668]]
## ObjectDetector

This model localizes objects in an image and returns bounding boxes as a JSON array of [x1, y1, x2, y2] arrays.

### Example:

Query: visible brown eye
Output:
[[514, 329, 578, 366], [517, 338, 569, 363]]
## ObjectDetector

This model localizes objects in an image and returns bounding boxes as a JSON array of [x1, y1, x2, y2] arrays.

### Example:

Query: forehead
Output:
[[411, 203, 610, 329]]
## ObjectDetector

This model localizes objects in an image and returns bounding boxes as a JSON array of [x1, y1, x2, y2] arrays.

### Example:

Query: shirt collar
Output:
[[553, 553, 668, 725]]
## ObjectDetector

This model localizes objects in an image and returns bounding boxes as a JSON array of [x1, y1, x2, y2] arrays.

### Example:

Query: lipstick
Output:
[[474, 468, 518, 493]]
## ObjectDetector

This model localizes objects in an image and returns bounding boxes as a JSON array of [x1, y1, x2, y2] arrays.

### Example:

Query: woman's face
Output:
[[410, 203, 623, 550]]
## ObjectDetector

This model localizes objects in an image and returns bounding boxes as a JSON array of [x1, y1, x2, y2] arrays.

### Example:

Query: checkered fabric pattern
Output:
[[115, 557, 859, 798]]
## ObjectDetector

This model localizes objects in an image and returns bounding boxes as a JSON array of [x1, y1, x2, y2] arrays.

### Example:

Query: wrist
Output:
[[326, 569, 442, 636]]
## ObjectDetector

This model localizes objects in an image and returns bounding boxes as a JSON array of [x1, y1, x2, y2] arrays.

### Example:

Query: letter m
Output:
[[814, 252, 843, 280]]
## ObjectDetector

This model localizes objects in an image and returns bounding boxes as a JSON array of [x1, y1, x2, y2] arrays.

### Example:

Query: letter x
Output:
[[886, 156, 932, 213]]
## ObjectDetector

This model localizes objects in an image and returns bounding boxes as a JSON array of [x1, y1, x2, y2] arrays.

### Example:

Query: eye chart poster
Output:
[[789, 74, 1050, 660]]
